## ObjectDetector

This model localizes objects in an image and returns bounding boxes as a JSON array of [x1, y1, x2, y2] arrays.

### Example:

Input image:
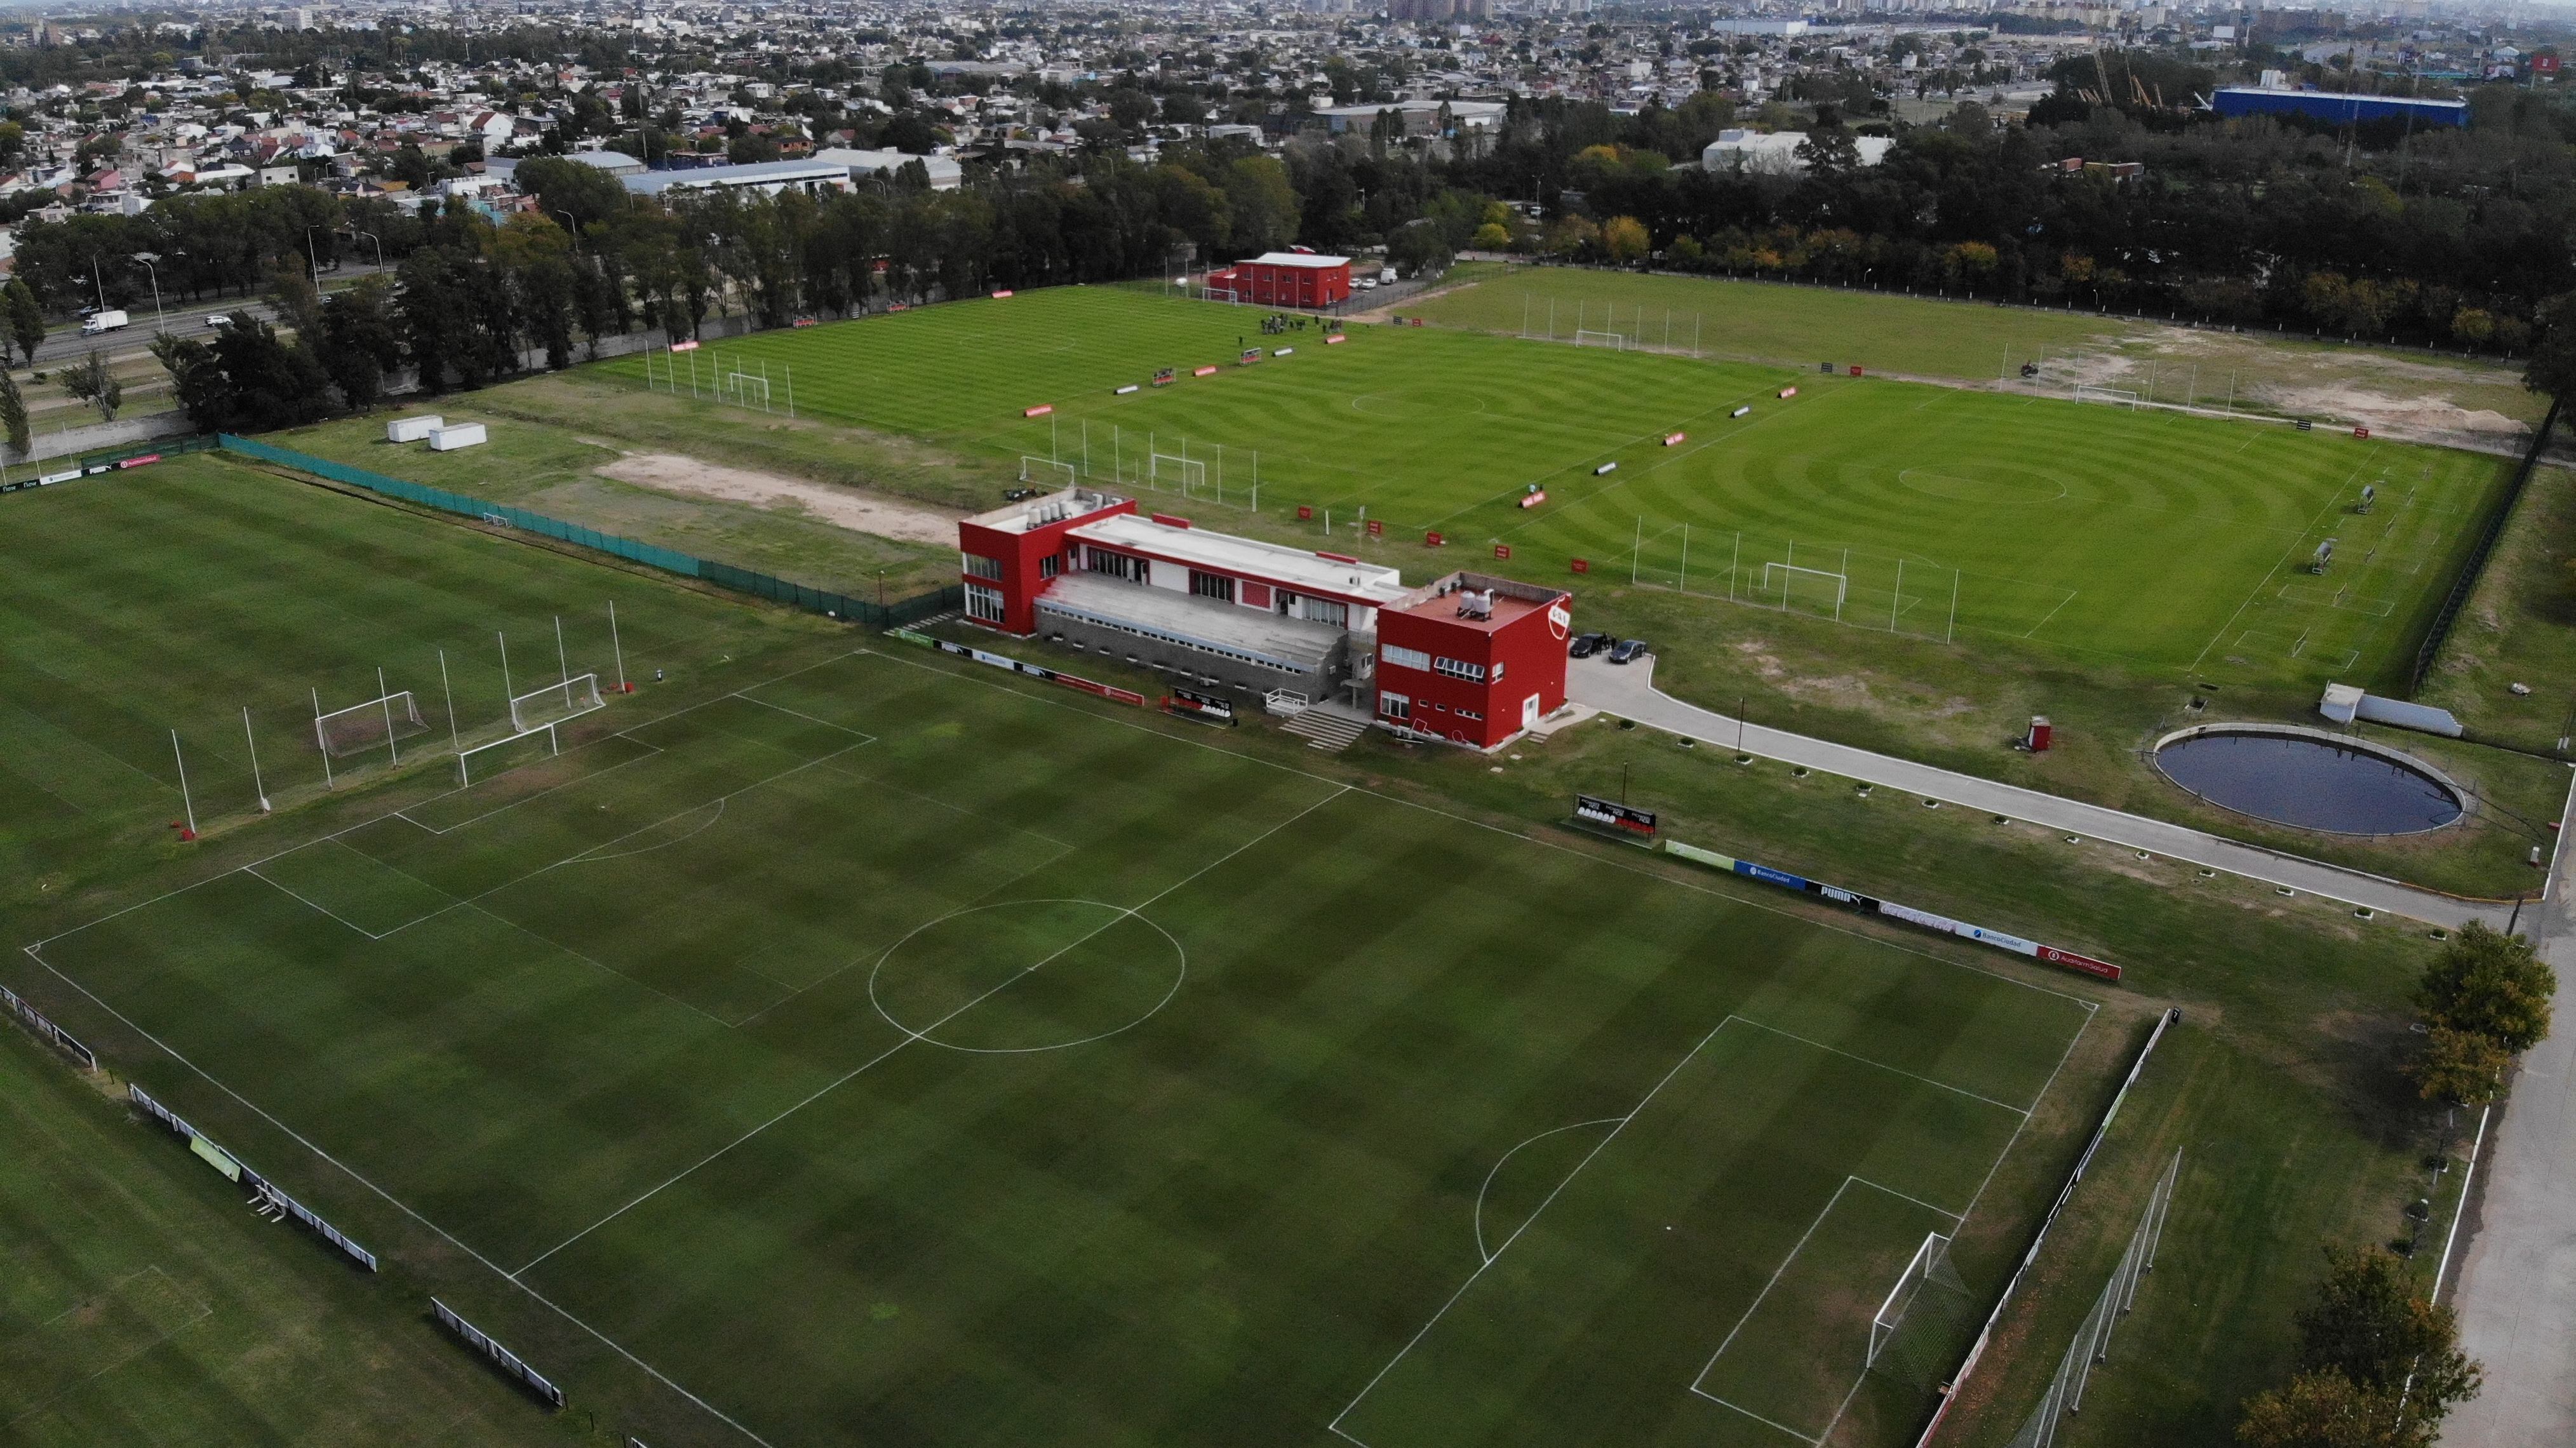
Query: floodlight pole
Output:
[[1679, 525, 1689, 592], [1894, 560, 1905, 632], [379, 666, 399, 765], [607, 602, 627, 693], [170, 731, 198, 838], [312, 688, 333, 789], [553, 615, 571, 693], [1631, 516, 1641, 585], [242, 707, 270, 812], [784, 361, 793, 417], [1947, 570, 1961, 643], [497, 631, 514, 708], [1251, 452, 1259, 512]]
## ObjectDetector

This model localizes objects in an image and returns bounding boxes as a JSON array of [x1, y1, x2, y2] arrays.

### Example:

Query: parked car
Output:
[[1607, 638, 1651, 665], [1568, 632, 1613, 659]]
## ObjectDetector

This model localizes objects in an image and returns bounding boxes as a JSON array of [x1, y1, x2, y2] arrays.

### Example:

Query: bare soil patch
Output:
[[594, 452, 964, 546]]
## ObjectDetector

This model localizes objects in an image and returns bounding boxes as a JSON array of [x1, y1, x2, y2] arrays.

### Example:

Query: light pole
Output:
[[549, 209, 583, 252], [130, 251, 167, 333], [347, 227, 384, 271], [302, 225, 328, 283]]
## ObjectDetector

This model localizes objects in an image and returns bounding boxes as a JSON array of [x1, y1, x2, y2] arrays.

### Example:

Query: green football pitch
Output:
[[603, 285, 2511, 690], [8, 462, 2107, 1447]]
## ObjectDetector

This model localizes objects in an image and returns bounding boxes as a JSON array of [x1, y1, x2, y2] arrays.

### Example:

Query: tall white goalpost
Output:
[[511, 673, 605, 735], [313, 685, 428, 764], [1761, 561, 1850, 622], [1018, 457, 1076, 488], [1574, 328, 1627, 350], [1150, 453, 1209, 497], [2073, 384, 2140, 409], [1870, 1231, 1954, 1369]]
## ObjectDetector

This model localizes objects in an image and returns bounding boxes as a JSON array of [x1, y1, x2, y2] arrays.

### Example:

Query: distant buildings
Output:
[[1701, 129, 1896, 175]]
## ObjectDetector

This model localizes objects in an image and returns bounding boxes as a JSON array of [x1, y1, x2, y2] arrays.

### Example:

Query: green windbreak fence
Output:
[[216, 434, 962, 631]]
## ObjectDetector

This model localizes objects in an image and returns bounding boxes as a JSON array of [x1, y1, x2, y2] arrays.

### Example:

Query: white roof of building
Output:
[[619, 158, 853, 195], [1069, 514, 1405, 602], [1242, 250, 1352, 269]]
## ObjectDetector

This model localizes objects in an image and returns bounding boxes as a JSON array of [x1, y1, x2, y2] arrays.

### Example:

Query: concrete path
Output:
[[2443, 833, 2576, 1446], [1566, 654, 2517, 930]]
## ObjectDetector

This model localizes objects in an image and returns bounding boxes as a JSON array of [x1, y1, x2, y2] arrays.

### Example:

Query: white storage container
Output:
[[426, 423, 488, 451], [387, 415, 443, 443]]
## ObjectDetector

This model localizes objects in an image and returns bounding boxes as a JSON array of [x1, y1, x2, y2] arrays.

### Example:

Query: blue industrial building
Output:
[[2210, 87, 2470, 127]]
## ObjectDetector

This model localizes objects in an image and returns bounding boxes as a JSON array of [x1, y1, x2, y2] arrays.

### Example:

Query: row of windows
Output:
[[963, 582, 1005, 623], [1382, 644, 1431, 672], [1379, 692, 1481, 723], [1435, 657, 1495, 683], [1190, 569, 1235, 603], [1040, 605, 1312, 674], [962, 553, 1004, 581]]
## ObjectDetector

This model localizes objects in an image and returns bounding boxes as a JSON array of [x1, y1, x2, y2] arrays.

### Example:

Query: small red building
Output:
[[1374, 572, 1572, 750], [1205, 250, 1353, 309], [955, 487, 1138, 635]]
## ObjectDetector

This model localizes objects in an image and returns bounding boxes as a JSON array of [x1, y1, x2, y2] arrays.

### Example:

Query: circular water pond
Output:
[[2152, 727, 2464, 835]]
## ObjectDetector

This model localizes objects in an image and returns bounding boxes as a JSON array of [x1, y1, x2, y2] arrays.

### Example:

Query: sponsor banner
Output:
[[991, 289, 1015, 298], [1195, 365, 1219, 377], [1849, 365, 1863, 377], [1425, 531, 1444, 547], [1574, 794, 1658, 836], [1167, 687, 1235, 722], [1, 984, 97, 1069], [39, 470, 81, 485], [2038, 945, 2123, 981], [1023, 404, 1054, 417], [1115, 384, 1141, 395], [2354, 426, 2371, 439], [1325, 333, 1347, 344], [1571, 558, 1590, 573], [1665, 845, 2121, 981], [1519, 490, 1547, 509], [191, 1134, 243, 1181], [886, 627, 937, 647], [116, 454, 161, 469], [1494, 544, 1512, 560], [1736, 860, 1808, 890], [1663, 431, 1686, 446], [1778, 386, 1798, 398], [1665, 840, 1737, 871], [433, 1300, 567, 1409], [668, 339, 700, 352], [1593, 462, 1618, 476], [1365, 519, 1383, 537], [1731, 406, 1752, 419], [931, 638, 1144, 707]]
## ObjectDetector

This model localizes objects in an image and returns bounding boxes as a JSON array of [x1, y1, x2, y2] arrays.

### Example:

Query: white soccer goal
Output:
[[720, 368, 772, 410], [1870, 1232, 1954, 1368], [1149, 453, 1208, 495], [511, 673, 605, 735], [457, 723, 558, 786], [1019, 456, 1077, 488], [2074, 384, 2140, 409], [315, 691, 429, 758], [1762, 561, 1849, 620], [1574, 329, 1628, 349]]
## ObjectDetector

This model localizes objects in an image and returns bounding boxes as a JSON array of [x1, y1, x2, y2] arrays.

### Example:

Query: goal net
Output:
[[2074, 384, 2140, 408], [1762, 561, 1849, 618], [1019, 457, 1076, 488], [511, 673, 605, 735], [458, 723, 559, 786], [1574, 329, 1628, 349], [1870, 1232, 1954, 1368], [1149, 453, 1207, 495], [316, 691, 429, 758], [720, 369, 770, 408]]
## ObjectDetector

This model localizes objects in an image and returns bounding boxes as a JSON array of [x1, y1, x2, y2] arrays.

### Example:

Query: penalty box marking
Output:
[[1328, 1012, 2043, 1445]]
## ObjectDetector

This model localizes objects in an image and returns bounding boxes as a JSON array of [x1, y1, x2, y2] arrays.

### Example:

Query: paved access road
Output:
[[2444, 831, 2576, 1447], [1566, 654, 2519, 930]]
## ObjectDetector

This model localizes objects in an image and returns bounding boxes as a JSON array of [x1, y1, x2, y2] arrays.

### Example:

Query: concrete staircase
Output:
[[1280, 703, 1372, 752]]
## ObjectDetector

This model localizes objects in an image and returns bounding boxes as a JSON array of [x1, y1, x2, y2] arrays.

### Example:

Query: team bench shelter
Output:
[[957, 488, 1568, 749]]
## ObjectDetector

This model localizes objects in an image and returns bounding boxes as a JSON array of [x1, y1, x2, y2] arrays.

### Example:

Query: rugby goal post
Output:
[[315, 690, 429, 758], [511, 673, 605, 735], [457, 722, 558, 786], [1761, 561, 1849, 621], [1574, 329, 1628, 350], [1149, 453, 1208, 496], [1870, 1232, 1953, 1369], [1019, 456, 1077, 488], [2073, 384, 2141, 409]]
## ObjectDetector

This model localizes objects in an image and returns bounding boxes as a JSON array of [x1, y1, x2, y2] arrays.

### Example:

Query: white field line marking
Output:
[[1951, 1004, 2096, 1235], [392, 733, 668, 836], [1419, 383, 1791, 533], [2189, 454, 2377, 672], [559, 796, 727, 867], [4, 1274, 215, 1432], [1472, 1118, 1625, 1264], [1327, 1014, 1744, 1439], [464, 902, 741, 1030], [859, 647, 2105, 1014], [1728, 1017, 2034, 1116], [511, 783, 1352, 1278], [1699, 1394, 1826, 1444], [727, 688, 878, 740], [20, 945, 781, 1448], [240, 864, 391, 941], [2020, 589, 2080, 640]]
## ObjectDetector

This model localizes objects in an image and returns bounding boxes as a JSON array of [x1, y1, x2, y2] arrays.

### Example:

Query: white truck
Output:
[[1379, 266, 1398, 285], [80, 309, 130, 336]]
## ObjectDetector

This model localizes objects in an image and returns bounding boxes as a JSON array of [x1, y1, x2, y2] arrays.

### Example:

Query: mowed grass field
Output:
[[3, 462, 2116, 1447], [594, 285, 2511, 692]]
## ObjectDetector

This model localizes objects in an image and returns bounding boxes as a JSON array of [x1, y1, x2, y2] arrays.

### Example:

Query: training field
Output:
[[5, 461, 2110, 1447], [30, 647, 2099, 1447], [600, 285, 2510, 690]]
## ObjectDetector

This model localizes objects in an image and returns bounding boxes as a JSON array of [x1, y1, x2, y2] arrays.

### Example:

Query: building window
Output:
[[1456, 707, 1484, 721], [1301, 597, 1350, 629], [1190, 570, 1236, 603], [1382, 644, 1431, 672], [962, 553, 1003, 581], [1434, 657, 1487, 683], [1492, 661, 1505, 681], [1087, 548, 1142, 581], [1039, 553, 1063, 580], [1378, 692, 1411, 720], [964, 583, 1005, 623]]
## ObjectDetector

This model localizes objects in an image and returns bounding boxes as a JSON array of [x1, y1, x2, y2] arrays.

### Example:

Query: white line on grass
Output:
[[860, 644, 2106, 1014], [241, 863, 394, 941], [510, 782, 1352, 1278], [465, 902, 741, 1030], [1471, 1117, 1625, 1264], [2020, 589, 2080, 640], [2189, 453, 2378, 673], [1727, 1017, 2034, 1115], [20, 943, 784, 1448]]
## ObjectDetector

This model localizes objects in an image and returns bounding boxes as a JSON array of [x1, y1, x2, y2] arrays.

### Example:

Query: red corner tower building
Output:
[[1372, 572, 1571, 749]]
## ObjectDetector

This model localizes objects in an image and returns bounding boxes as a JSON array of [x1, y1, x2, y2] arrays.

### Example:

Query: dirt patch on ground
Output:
[[594, 452, 963, 545]]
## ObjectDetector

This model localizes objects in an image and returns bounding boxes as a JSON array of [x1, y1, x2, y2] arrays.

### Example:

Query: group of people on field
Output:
[[1255, 314, 1311, 337]]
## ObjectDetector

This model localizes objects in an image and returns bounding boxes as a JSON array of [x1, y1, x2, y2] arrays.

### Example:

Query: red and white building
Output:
[[956, 491, 1571, 748], [1204, 250, 1353, 309], [1374, 573, 1573, 749]]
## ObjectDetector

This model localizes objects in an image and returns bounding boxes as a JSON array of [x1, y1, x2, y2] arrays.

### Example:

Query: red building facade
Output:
[[1205, 251, 1353, 309], [1374, 572, 1572, 749], [956, 488, 1138, 634]]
